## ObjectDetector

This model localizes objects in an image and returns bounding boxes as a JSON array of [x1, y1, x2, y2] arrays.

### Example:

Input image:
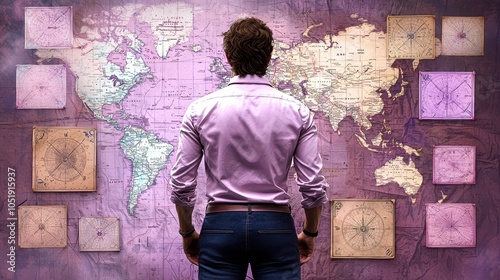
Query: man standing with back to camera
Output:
[[170, 17, 328, 279]]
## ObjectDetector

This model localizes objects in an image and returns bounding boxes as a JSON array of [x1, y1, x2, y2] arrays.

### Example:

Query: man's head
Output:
[[223, 17, 273, 77]]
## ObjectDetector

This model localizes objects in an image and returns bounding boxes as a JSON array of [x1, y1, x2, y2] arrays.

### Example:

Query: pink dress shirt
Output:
[[170, 75, 328, 209]]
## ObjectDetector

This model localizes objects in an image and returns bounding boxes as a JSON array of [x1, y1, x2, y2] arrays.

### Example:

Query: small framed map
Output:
[[16, 64, 67, 109], [387, 15, 435, 59], [330, 199, 395, 259], [25, 6, 73, 49], [442, 16, 484, 56], [433, 146, 476, 184], [79, 217, 120, 251], [18, 205, 67, 248], [419, 72, 475, 120], [33, 126, 97, 192], [426, 203, 476, 247]]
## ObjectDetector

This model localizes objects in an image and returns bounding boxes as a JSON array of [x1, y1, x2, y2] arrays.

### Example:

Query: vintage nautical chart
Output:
[[331, 199, 395, 259], [16, 64, 66, 109], [24, 6, 73, 49], [32, 126, 96, 191], [426, 203, 476, 247], [442, 16, 484, 56], [18, 205, 67, 248], [387, 15, 435, 59], [79, 217, 120, 251], [433, 146, 476, 184], [419, 71, 475, 120]]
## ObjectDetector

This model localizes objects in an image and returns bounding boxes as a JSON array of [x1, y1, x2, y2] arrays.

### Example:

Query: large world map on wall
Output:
[[0, 0, 499, 279]]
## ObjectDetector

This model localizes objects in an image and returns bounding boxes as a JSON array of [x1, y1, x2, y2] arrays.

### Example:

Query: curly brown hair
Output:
[[223, 17, 273, 77]]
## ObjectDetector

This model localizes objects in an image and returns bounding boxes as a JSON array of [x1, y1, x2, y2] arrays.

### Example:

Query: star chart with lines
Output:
[[433, 145, 476, 184], [387, 15, 435, 59], [331, 199, 395, 259], [18, 205, 67, 248], [33, 126, 96, 192], [24, 6, 73, 49], [419, 72, 475, 120], [16, 64, 66, 109], [442, 16, 484, 56], [79, 217, 120, 251], [426, 203, 476, 247]]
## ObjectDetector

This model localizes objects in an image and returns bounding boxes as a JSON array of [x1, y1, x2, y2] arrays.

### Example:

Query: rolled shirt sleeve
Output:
[[294, 107, 329, 209], [170, 107, 203, 207]]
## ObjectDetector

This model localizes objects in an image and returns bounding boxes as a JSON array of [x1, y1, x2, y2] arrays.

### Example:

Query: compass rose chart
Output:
[[426, 203, 476, 247], [33, 126, 97, 192], [442, 16, 484, 56], [433, 146, 476, 184], [419, 72, 475, 120], [18, 205, 67, 248], [387, 15, 435, 59], [79, 217, 120, 252], [25, 6, 73, 49], [16, 64, 66, 109], [330, 199, 395, 259]]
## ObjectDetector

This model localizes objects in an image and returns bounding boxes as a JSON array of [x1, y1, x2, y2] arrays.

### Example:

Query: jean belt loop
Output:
[[248, 204, 252, 214]]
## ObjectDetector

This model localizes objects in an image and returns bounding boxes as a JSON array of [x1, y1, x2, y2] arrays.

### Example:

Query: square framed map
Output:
[[25, 6, 73, 49], [16, 64, 67, 109], [33, 126, 97, 192], [433, 146, 476, 184], [426, 203, 476, 247], [79, 217, 120, 252], [387, 15, 435, 59], [442, 16, 484, 56], [18, 205, 67, 248], [330, 199, 395, 259], [419, 72, 475, 120]]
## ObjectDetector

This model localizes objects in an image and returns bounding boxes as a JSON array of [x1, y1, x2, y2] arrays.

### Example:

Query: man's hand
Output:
[[182, 231, 200, 266], [297, 231, 315, 265]]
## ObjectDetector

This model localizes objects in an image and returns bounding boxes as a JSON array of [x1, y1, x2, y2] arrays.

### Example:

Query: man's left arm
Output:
[[176, 205, 199, 266]]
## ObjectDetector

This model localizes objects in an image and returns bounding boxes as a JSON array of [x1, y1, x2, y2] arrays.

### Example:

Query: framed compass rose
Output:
[[18, 205, 67, 248], [387, 15, 435, 59], [330, 199, 395, 259], [442, 16, 484, 56], [79, 217, 120, 251], [32, 126, 97, 192]]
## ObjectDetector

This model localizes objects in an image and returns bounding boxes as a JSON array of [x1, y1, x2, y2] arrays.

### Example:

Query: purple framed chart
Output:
[[16, 64, 67, 109], [433, 145, 476, 184], [25, 6, 73, 49], [426, 203, 476, 248], [419, 72, 474, 120]]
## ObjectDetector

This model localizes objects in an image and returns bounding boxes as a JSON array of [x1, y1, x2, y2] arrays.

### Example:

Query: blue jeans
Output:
[[198, 211, 300, 280]]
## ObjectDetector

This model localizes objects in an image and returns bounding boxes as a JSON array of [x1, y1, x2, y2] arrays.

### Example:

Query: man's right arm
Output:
[[298, 205, 322, 264]]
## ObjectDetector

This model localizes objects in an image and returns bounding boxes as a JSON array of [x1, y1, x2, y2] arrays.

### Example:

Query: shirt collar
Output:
[[228, 75, 272, 87]]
